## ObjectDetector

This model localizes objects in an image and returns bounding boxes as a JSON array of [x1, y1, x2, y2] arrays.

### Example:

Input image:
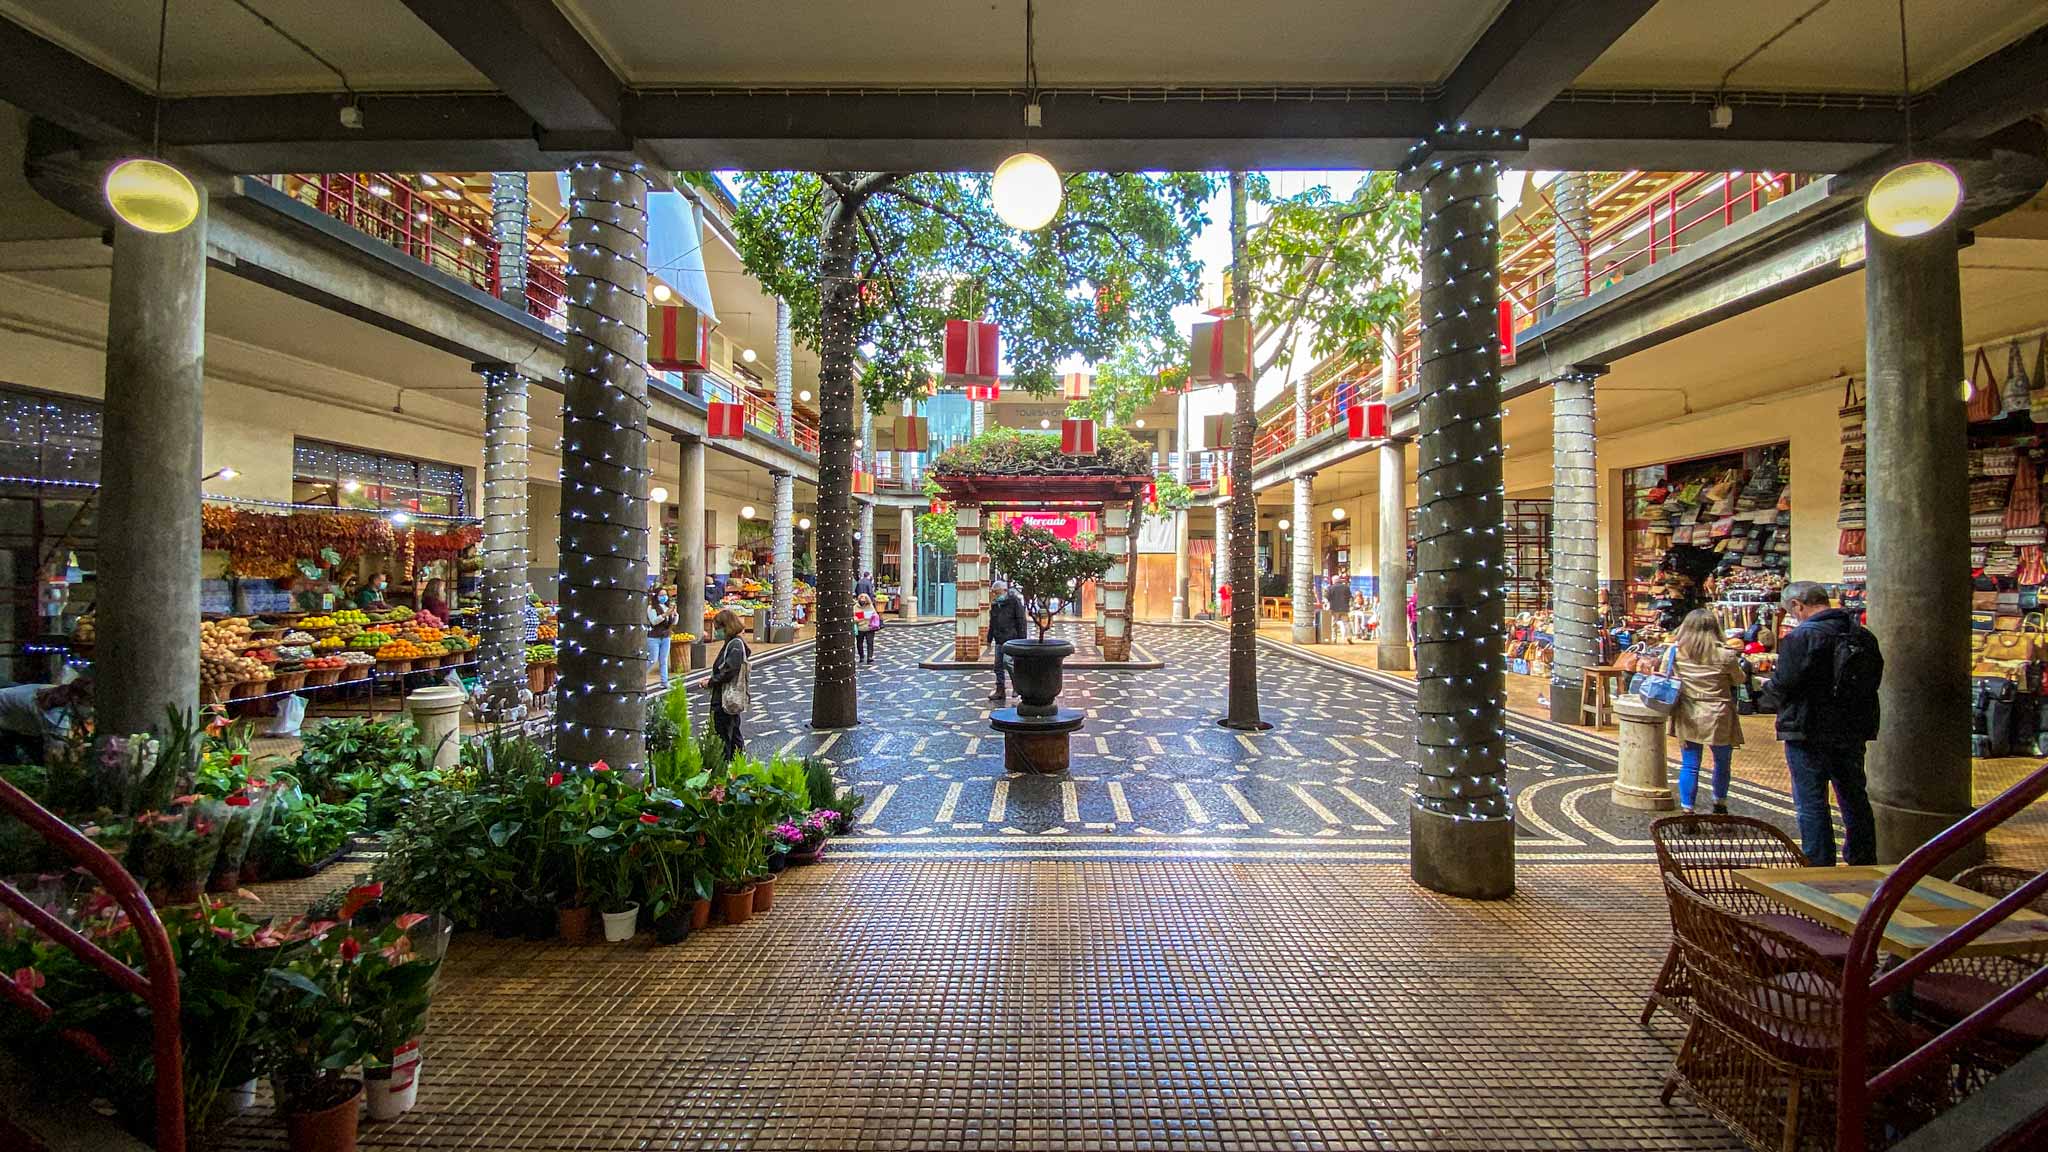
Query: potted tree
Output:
[[982, 525, 1114, 717]]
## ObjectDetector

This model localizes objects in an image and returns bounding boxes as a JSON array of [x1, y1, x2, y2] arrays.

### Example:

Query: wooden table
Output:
[[1735, 865, 2048, 959]]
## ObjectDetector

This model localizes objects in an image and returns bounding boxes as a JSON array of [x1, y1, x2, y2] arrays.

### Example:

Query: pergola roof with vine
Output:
[[927, 472, 1151, 509]]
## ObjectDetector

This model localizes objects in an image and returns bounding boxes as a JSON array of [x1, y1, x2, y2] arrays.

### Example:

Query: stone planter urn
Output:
[[1002, 637, 1074, 718]]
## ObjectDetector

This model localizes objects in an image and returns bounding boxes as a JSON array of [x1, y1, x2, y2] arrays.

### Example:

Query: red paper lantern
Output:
[[1060, 418, 1096, 455], [1498, 300, 1517, 367], [649, 304, 713, 372], [943, 319, 999, 383], [1346, 401, 1388, 440], [706, 400, 746, 440]]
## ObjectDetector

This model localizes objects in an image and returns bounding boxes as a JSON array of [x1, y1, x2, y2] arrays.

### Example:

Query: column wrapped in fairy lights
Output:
[[478, 366, 531, 722], [858, 500, 875, 585], [772, 297, 795, 633], [1290, 474, 1316, 643], [1409, 151, 1514, 900], [490, 172, 529, 304], [555, 161, 652, 774], [954, 503, 984, 661], [1102, 501, 1133, 661], [1549, 368, 1601, 722], [1213, 502, 1229, 599]]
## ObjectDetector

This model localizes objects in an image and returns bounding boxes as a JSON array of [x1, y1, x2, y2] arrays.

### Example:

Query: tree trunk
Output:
[[810, 193, 863, 728], [1223, 171, 1265, 729]]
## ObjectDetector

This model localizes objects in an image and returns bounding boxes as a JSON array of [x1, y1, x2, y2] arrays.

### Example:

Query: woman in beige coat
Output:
[[1668, 608, 1745, 814]]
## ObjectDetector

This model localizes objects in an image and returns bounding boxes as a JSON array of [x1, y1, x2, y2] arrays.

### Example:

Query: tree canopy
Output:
[[1241, 172, 1420, 380]]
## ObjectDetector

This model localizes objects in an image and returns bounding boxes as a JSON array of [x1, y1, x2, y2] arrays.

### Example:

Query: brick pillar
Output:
[[1102, 502, 1133, 661], [954, 503, 983, 660]]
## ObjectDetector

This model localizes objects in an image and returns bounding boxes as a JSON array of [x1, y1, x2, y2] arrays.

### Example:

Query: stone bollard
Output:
[[1610, 696, 1677, 810], [405, 684, 466, 771]]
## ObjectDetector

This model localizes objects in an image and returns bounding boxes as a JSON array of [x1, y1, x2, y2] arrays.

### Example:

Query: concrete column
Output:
[[1290, 474, 1316, 642], [1551, 171, 1591, 308], [858, 500, 876, 587], [478, 366, 531, 722], [772, 471, 794, 632], [1376, 442, 1411, 671], [98, 188, 207, 739], [1171, 509, 1191, 620], [1864, 218, 1972, 864], [899, 505, 918, 619], [556, 161, 651, 775], [773, 297, 793, 436], [1410, 156, 1513, 900], [1549, 371, 1600, 723], [677, 434, 705, 649], [954, 503, 983, 660], [1214, 503, 1230, 603], [490, 172, 529, 305], [1102, 503, 1133, 661]]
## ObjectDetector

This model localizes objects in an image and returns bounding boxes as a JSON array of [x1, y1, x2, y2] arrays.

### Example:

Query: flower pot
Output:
[[689, 897, 712, 931], [230, 1078, 259, 1113], [787, 844, 825, 865], [1001, 638, 1076, 718], [750, 873, 777, 914], [601, 903, 639, 942], [556, 904, 592, 944], [767, 851, 789, 874], [653, 909, 692, 945], [284, 1079, 362, 1152], [364, 1040, 421, 1121], [716, 883, 755, 925]]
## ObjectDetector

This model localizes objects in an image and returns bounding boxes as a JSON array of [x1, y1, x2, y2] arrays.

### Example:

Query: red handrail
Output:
[[1835, 761, 2048, 1151], [0, 780, 184, 1152]]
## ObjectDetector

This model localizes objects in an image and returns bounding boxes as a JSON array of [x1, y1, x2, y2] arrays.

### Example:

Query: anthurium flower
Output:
[[394, 912, 429, 932], [229, 753, 245, 767], [338, 935, 361, 961], [338, 882, 384, 921], [548, 772, 565, 787], [639, 812, 660, 824], [11, 967, 43, 993], [225, 792, 252, 807], [592, 760, 611, 773]]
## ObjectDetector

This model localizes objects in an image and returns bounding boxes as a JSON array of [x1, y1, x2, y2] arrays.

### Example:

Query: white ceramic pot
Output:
[[601, 903, 639, 942], [364, 1039, 422, 1121]]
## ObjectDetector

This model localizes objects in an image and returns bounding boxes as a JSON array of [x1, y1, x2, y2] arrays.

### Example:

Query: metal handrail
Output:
[[1835, 760, 2048, 1151], [0, 779, 184, 1152]]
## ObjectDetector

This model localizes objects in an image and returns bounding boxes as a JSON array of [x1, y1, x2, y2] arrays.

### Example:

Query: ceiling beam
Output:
[[1919, 23, 2048, 141], [396, 0, 623, 140], [0, 18, 153, 143], [1435, 0, 1662, 129]]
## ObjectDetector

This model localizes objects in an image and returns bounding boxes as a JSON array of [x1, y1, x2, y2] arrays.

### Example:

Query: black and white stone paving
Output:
[[717, 622, 1811, 861]]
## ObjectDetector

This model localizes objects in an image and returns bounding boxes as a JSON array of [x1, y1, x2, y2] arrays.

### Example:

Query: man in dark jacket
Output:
[[1767, 581, 1880, 865], [1325, 573, 1353, 643], [987, 578, 1029, 702]]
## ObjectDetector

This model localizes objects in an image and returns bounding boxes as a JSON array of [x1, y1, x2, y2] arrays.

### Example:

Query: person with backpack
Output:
[[1768, 581, 1881, 865], [706, 608, 750, 756]]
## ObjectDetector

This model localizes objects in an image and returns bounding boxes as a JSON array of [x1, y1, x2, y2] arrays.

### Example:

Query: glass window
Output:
[[292, 438, 468, 517], [0, 384, 104, 683]]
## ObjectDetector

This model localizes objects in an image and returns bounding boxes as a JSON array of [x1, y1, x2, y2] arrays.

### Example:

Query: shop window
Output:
[[1623, 443, 1792, 625], [0, 385, 103, 683], [292, 439, 468, 516], [1503, 499, 1552, 614]]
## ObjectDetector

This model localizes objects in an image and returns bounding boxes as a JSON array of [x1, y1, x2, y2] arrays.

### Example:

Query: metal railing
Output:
[[691, 371, 820, 454], [1835, 761, 2048, 1151], [0, 779, 185, 1152]]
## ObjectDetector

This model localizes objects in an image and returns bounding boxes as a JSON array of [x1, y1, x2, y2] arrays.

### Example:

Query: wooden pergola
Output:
[[928, 471, 1153, 663]]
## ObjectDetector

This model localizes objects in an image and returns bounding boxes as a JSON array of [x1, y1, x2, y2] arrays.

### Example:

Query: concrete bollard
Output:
[[405, 684, 466, 771], [1611, 696, 1677, 810]]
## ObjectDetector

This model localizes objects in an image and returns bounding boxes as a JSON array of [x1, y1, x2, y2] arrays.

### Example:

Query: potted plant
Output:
[[258, 924, 382, 1152], [546, 760, 639, 942], [596, 818, 642, 943], [982, 524, 1114, 716], [354, 904, 449, 1122], [777, 808, 837, 864], [639, 800, 712, 944]]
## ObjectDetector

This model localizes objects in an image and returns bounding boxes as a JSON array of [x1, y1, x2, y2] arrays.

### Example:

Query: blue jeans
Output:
[[647, 635, 672, 687], [1677, 742, 1732, 809], [1784, 741, 1878, 866]]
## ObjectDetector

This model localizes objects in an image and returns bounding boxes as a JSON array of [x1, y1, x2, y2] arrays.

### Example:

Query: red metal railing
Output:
[[266, 174, 566, 329], [692, 372, 820, 454], [1835, 761, 2048, 1151], [0, 780, 184, 1152]]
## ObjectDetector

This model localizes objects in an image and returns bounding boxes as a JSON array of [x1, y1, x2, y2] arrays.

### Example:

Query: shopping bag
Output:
[[1628, 647, 1682, 715], [265, 693, 308, 737]]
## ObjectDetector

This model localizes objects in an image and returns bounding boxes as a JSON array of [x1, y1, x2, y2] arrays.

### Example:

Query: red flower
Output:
[[394, 912, 429, 932], [59, 1028, 111, 1066], [338, 935, 361, 961], [592, 760, 611, 773], [224, 792, 252, 808], [229, 753, 245, 767], [338, 882, 384, 921], [12, 967, 44, 993], [547, 772, 565, 788], [639, 812, 659, 825]]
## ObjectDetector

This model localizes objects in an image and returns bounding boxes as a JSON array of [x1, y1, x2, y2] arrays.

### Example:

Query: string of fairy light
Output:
[[555, 160, 654, 772], [479, 366, 531, 723], [1407, 139, 1512, 825]]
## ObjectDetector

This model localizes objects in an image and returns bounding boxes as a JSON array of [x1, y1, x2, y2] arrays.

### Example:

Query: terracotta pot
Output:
[[556, 905, 592, 944], [689, 897, 712, 931], [750, 873, 776, 914], [284, 1079, 361, 1152], [716, 884, 755, 925]]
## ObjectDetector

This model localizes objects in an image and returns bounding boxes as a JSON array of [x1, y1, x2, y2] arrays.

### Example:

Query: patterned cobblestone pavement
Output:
[[728, 622, 1813, 861]]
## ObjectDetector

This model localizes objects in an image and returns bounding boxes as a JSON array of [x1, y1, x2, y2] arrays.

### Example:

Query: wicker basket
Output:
[[200, 682, 230, 706], [378, 659, 414, 676], [271, 670, 308, 694], [230, 678, 272, 701], [304, 667, 343, 687], [347, 663, 374, 682]]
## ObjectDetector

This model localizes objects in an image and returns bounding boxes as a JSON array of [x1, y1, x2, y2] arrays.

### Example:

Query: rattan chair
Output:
[[1907, 863, 2048, 1075], [1659, 874, 1938, 1152], [1952, 864, 2048, 915], [1644, 813, 1850, 1027]]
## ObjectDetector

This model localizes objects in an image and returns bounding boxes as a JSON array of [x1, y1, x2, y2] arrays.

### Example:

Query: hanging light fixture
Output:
[[799, 517, 813, 530], [1331, 507, 1346, 521], [106, 0, 199, 234], [650, 486, 669, 504], [991, 0, 1062, 231], [740, 505, 757, 520], [1866, 0, 1960, 238], [742, 348, 758, 363]]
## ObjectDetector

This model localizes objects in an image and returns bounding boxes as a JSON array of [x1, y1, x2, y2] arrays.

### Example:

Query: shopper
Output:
[[706, 607, 750, 757], [1768, 581, 1882, 866], [854, 570, 875, 598], [1217, 582, 1232, 621], [987, 578, 1028, 703], [646, 587, 679, 689], [1668, 608, 1744, 815], [855, 592, 881, 666], [421, 578, 451, 621], [1324, 572, 1353, 643]]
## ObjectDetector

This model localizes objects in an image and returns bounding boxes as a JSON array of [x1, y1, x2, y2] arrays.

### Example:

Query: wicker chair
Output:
[[1644, 814, 1851, 1027], [1906, 863, 2048, 1076], [1952, 864, 2048, 914], [1659, 875, 1938, 1152]]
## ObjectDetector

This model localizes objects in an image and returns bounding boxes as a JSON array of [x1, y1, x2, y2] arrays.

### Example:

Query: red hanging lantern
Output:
[[965, 383, 1001, 402], [943, 318, 1000, 383], [1060, 418, 1096, 455], [1346, 401, 1388, 440], [1142, 480, 1157, 506], [706, 400, 747, 440]]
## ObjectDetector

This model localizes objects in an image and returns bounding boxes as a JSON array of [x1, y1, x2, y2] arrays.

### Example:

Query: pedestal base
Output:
[[1409, 801, 1514, 899], [1612, 698, 1676, 811], [990, 707, 1084, 775], [1874, 799, 1984, 872]]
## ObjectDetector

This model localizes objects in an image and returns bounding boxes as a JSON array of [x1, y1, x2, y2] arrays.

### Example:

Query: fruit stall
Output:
[[195, 605, 480, 715]]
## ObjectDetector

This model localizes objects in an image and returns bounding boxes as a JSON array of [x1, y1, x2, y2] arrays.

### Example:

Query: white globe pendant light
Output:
[[993, 152, 1062, 231], [106, 159, 199, 234], [1866, 160, 1960, 238]]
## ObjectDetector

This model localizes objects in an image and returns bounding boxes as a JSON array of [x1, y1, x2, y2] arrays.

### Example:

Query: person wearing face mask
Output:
[[356, 573, 391, 611], [705, 608, 749, 755], [646, 586, 679, 689]]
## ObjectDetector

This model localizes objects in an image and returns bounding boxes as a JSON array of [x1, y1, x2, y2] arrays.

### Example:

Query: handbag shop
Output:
[[1622, 442, 1795, 627]]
